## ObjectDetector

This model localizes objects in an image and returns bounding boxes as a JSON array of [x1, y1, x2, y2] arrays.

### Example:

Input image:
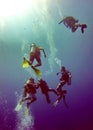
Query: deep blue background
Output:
[[0, 0, 93, 130]]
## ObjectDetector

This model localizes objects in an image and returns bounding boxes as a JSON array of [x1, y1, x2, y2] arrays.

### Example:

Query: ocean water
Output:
[[0, 0, 93, 130]]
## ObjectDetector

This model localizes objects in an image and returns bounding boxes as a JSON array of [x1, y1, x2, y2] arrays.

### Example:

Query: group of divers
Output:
[[17, 16, 87, 114]]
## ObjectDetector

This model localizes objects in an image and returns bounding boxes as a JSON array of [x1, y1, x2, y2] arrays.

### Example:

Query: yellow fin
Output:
[[22, 58, 30, 68], [15, 102, 22, 111], [25, 106, 30, 116], [32, 66, 42, 77]]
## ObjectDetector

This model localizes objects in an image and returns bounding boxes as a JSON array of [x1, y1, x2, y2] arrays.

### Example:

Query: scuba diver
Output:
[[59, 16, 87, 33], [23, 43, 46, 68], [53, 66, 72, 107], [37, 79, 58, 103], [20, 77, 38, 109], [59, 16, 78, 27]]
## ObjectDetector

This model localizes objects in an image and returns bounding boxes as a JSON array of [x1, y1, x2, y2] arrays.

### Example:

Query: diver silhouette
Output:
[[53, 66, 72, 107], [20, 77, 38, 109], [23, 43, 46, 68], [37, 79, 58, 103], [59, 16, 87, 33]]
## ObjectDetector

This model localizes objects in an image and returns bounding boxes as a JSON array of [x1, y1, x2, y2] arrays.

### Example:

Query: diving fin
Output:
[[31, 66, 42, 77], [22, 57, 30, 68], [15, 102, 22, 111], [25, 106, 30, 116]]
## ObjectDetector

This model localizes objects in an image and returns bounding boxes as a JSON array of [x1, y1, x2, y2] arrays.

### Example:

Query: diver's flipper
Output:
[[25, 106, 30, 116], [81, 24, 87, 33], [22, 57, 30, 68], [22, 57, 42, 77], [53, 100, 59, 107], [31, 66, 42, 77], [15, 102, 22, 111]]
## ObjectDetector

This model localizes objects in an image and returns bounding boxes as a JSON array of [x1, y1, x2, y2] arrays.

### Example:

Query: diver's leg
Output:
[[29, 53, 34, 66], [34, 56, 42, 67], [81, 24, 87, 33], [71, 25, 78, 32], [48, 88, 58, 96], [63, 95, 69, 108], [53, 90, 67, 107], [56, 80, 66, 94], [19, 96, 31, 106], [21, 97, 31, 103], [45, 93, 51, 103], [74, 24, 86, 33], [72, 24, 87, 33], [53, 94, 63, 107], [27, 95, 37, 108], [56, 82, 62, 94]]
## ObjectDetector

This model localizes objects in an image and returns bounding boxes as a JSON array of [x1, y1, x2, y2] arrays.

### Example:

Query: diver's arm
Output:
[[68, 71, 72, 78], [42, 49, 46, 58], [40, 47, 46, 58], [56, 71, 61, 75], [58, 19, 63, 24]]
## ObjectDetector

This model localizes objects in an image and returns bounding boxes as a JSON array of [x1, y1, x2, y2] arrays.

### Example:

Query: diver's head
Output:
[[75, 19, 79, 23], [31, 43, 36, 47], [29, 77, 34, 82], [38, 78, 43, 82], [61, 66, 66, 71]]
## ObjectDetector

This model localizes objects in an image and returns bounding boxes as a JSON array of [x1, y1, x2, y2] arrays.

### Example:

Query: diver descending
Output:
[[15, 16, 76, 116], [23, 43, 46, 68], [59, 16, 87, 33], [19, 77, 38, 110], [53, 66, 72, 107], [15, 67, 72, 114], [37, 79, 58, 103]]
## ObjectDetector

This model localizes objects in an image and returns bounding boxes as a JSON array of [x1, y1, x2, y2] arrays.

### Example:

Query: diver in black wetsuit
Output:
[[37, 79, 58, 104], [53, 66, 72, 107], [20, 77, 38, 109]]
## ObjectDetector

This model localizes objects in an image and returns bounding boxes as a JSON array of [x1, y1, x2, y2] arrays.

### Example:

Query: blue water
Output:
[[0, 0, 93, 130]]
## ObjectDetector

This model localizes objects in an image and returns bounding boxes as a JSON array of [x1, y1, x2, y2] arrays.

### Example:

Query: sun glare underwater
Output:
[[0, 0, 93, 130]]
